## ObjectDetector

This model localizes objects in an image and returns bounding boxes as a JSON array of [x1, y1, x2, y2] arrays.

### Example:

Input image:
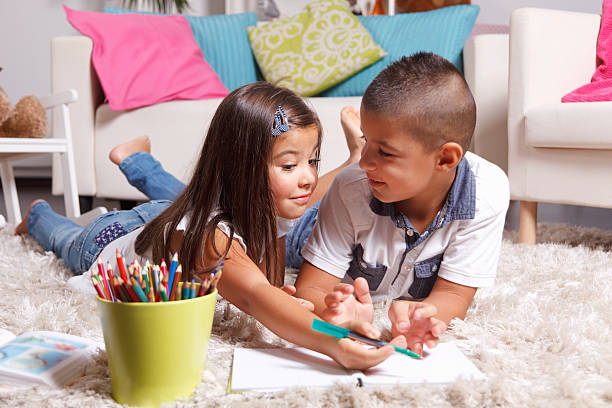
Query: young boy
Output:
[[294, 52, 510, 355]]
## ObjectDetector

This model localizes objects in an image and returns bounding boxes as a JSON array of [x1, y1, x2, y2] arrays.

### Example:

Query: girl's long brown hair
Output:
[[135, 82, 322, 287]]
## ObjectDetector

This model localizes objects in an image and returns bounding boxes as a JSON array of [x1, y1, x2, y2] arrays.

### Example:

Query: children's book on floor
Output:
[[230, 342, 485, 392], [0, 328, 102, 387]]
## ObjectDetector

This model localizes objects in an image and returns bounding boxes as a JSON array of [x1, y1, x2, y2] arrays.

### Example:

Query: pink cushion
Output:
[[562, 0, 612, 102], [64, 5, 229, 111]]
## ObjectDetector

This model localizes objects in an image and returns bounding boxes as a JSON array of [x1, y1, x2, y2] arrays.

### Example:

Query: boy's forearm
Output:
[[294, 261, 342, 317], [422, 292, 470, 325], [294, 285, 328, 316], [422, 278, 477, 325]]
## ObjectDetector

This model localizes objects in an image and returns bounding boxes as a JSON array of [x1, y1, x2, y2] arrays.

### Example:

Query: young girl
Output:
[[16, 82, 402, 370]]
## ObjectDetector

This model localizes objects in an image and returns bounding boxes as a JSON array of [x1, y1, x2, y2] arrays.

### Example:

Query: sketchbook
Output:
[[230, 342, 485, 392], [0, 328, 102, 388]]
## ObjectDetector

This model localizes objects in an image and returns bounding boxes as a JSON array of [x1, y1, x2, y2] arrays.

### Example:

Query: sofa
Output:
[[507, 8, 612, 244], [50, 24, 509, 202]]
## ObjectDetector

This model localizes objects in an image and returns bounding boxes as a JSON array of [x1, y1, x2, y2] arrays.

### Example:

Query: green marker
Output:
[[312, 318, 422, 359]]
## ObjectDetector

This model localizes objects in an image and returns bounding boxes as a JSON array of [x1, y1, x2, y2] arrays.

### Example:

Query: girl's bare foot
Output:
[[15, 199, 46, 235], [109, 135, 151, 165], [340, 106, 365, 163]]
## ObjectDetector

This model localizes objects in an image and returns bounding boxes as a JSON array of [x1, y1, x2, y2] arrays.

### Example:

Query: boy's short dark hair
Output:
[[362, 52, 476, 153]]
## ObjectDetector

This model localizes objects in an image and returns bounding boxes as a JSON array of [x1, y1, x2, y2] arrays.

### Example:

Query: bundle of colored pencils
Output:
[[91, 249, 222, 303]]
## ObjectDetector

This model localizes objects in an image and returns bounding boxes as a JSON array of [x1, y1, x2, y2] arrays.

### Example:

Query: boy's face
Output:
[[268, 125, 320, 220], [359, 108, 438, 204]]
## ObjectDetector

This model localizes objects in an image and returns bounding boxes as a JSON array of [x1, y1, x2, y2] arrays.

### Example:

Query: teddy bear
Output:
[[0, 76, 48, 139]]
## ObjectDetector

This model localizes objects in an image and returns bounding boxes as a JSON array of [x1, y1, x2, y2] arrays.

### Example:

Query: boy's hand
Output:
[[388, 300, 447, 356], [281, 285, 315, 311], [321, 277, 373, 324]]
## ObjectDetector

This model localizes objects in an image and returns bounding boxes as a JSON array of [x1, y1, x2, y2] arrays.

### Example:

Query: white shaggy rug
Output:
[[0, 223, 611, 407]]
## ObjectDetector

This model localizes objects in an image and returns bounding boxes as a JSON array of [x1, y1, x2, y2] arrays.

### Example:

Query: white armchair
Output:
[[508, 8, 612, 244]]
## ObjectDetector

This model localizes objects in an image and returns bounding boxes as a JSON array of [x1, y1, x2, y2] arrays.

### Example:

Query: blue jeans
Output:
[[285, 201, 319, 269], [119, 151, 186, 200], [28, 200, 171, 274]]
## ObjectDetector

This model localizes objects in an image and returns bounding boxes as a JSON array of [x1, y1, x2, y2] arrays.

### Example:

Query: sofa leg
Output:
[[518, 200, 537, 244]]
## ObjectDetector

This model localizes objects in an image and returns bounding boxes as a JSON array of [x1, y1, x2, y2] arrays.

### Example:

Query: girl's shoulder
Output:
[[215, 222, 247, 253], [178, 212, 247, 253]]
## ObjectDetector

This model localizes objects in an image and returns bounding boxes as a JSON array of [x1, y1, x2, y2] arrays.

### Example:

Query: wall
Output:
[[472, 0, 602, 25]]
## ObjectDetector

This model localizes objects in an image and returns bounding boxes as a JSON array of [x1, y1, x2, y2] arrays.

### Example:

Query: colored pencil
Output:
[[130, 277, 148, 302], [160, 258, 168, 285], [116, 249, 128, 281], [106, 262, 121, 301], [169, 264, 182, 301], [152, 265, 160, 302], [111, 277, 125, 302], [91, 275, 106, 299], [167, 253, 178, 299], [97, 257, 113, 301], [198, 277, 209, 297], [133, 258, 141, 282], [181, 281, 188, 300], [144, 260, 152, 292], [161, 268, 169, 295], [176, 281, 183, 301], [140, 275, 151, 302], [108, 274, 120, 302], [94, 273, 113, 301], [94, 272, 110, 300], [189, 279, 196, 299], [159, 284, 168, 302], [142, 269, 151, 296], [91, 254, 221, 302], [115, 276, 131, 302], [119, 276, 139, 302], [208, 263, 223, 294]]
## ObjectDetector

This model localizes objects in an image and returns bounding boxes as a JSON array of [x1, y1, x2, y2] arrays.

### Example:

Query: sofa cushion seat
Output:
[[525, 101, 612, 149]]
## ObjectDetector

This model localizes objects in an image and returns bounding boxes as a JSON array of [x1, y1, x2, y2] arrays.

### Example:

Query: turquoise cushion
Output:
[[320, 5, 479, 97], [103, 7, 258, 91]]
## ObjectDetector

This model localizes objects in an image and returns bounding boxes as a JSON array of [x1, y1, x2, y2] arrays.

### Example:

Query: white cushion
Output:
[[525, 101, 612, 149]]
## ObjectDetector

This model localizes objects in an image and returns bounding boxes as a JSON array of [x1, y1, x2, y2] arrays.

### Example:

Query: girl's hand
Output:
[[321, 277, 374, 324], [281, 284, 315, 311], [388, 300, 447, 356], [330, 320, 407, 370]]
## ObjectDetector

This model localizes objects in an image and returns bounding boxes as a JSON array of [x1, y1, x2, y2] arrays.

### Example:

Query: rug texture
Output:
[[0, 223, 611, 407]]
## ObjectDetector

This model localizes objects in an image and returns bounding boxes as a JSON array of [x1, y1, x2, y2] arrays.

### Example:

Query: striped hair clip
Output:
[[271, 105, 289, 136]]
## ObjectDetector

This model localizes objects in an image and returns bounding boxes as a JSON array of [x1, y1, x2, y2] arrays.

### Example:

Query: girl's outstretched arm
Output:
[[205, 230, 399, 370]]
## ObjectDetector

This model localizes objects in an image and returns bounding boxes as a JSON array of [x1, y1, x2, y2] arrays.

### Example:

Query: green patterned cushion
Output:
[[247, 0, 386, 96]]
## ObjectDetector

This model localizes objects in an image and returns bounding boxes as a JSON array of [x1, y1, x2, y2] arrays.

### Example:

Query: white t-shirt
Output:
[[68, 215, 293, 294], [301, 152, 510, 302]]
